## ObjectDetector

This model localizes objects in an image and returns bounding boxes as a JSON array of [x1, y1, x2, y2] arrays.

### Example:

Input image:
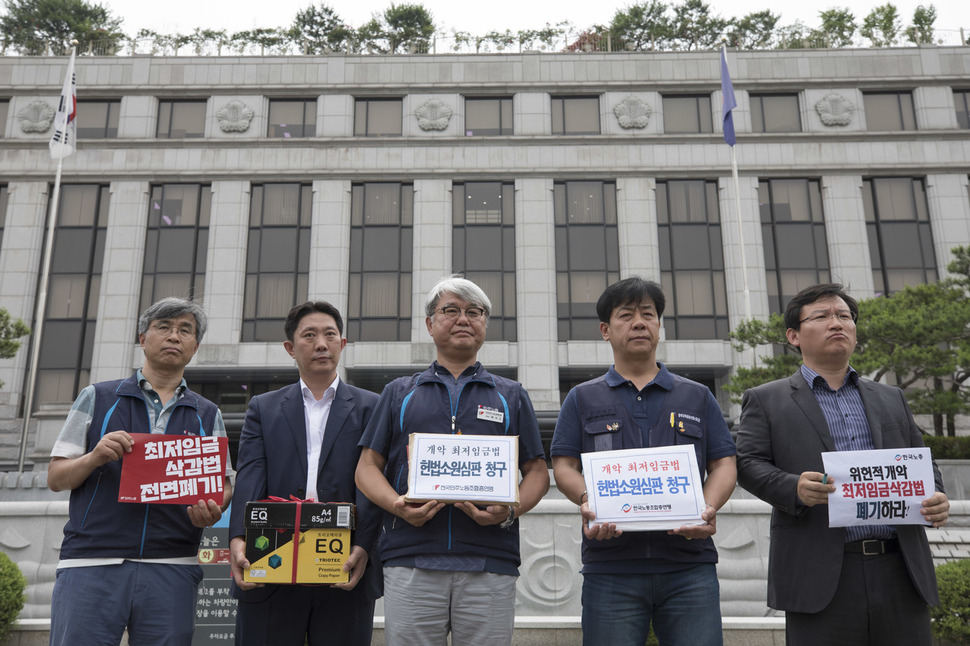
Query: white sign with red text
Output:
[[582, 446, 706, 531], [822, 447, 934, 527]]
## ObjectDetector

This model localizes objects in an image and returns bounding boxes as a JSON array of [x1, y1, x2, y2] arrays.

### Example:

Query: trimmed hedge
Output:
[[931, 558, 970, 644], [0, 552, 26, 643], [922, 435, 970, 460]]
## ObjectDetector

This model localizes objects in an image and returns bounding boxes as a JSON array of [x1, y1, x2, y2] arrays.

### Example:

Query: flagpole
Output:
[[721, 42, 751, 322], [18, 43, 76, 472]]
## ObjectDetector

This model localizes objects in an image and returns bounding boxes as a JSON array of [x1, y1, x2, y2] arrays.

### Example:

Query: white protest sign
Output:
[[405, 433, 519, 505], [821, 447, 934, 527], [581, 446, 706, 531]]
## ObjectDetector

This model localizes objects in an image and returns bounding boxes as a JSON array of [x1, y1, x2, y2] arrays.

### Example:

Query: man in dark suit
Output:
[[736, 283, 950, 646], [229, 301, 380, 646]]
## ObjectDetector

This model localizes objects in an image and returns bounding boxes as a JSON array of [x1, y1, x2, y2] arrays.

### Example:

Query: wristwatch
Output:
[[499, 505, 516, 528]]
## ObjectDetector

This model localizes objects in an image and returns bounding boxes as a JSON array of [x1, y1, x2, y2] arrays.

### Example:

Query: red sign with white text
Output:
[[118, 434, 227, 505]]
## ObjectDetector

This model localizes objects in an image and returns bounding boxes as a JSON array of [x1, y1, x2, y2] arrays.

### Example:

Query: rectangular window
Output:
[[242, 183, 311, 342], [453, 181, 516, 341], [955, 90, 970, 129], [554, 181, 619, 341], [268, 99, 317, 138], [0, 100, 7, 138], [551, 96, 600, 135], [464, 97, 513, 136], [863, 92, 917, 131], [354, 99, 403, 137], [657, 180, 728, 340], [34, 184, 108, 407], [140, 184, 211, 314], [759, 179, 830, 315], [76, 100, 120, 139], [348, 183, 413, 341], [662, 95, 713, 134], [156, 100, 206, 138], [863, 177, 937, 294], [750, 94, 801, 133]]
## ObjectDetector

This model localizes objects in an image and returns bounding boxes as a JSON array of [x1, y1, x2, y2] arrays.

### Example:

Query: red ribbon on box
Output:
[[266, 495, 312, 584]]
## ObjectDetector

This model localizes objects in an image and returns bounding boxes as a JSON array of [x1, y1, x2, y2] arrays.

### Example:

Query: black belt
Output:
[[844, 538, 899, 555]]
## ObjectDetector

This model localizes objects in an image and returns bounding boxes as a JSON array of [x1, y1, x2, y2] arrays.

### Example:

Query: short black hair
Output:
[[784, 283, 859, 331], [596, 277, 666, 323], [284, 301, 344, 342]]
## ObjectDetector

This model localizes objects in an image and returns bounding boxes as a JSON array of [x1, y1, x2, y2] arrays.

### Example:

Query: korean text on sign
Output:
[[822, 447, 935, 527], [118, 434, 228, 505], [581, 446, 706, 532]]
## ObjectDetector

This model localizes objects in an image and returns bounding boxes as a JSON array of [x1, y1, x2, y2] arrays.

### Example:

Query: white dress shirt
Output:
[[300, 374, 339, 501]]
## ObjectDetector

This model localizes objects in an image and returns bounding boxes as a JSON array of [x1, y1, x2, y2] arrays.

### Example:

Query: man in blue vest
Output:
[[356, 275, 549, 646], [551, 277, 737, 646], [47, 297, 231, 646]]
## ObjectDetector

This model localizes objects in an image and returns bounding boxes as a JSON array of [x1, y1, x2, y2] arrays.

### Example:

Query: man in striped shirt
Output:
[[736, 283, 949, 646]]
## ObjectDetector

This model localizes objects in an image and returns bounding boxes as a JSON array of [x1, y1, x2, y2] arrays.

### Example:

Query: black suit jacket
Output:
[[229, 380, 380, 601], [736, 371, 942, 613]]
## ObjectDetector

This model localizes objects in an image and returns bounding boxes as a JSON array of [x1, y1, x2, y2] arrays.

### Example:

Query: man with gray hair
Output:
[[356, 276, 549, 645], [48, 297, 232, 646]]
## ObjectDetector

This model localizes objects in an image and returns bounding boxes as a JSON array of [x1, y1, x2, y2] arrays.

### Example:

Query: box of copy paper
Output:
[[243, 501, 354, 584]]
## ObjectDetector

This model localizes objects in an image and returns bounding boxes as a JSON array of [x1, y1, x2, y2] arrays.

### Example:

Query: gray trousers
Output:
[[383, 566, 517, 646]]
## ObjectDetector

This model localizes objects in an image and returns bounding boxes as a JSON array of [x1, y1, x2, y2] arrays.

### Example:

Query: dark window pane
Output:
[[157, 101, 206, 138], [864, 92, 916, 131], [663, 95, 712, 133], [355, 99, 402, 137], [865, 177, 936, 293], [465, 97, 512, 136], [268, 99, 316, 138], [751, 94, 800, 133], [76, 101, 119, 138], [956, 90, 970, 129]]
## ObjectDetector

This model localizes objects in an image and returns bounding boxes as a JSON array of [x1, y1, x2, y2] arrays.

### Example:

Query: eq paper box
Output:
[[243, 501, 354, 584]]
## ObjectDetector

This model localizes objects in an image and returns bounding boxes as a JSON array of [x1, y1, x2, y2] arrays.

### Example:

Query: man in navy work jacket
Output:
[[229, 301, 380, 646], [356, 275, 550, 646], [551, 278, 737, 646], [47, 297, 232, 646]]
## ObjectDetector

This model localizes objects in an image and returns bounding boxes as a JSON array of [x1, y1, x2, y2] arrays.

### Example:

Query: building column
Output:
[[0, 182, 48, 416], [90, 181, 150, 383], [926, 173, 970, 276], [205, 181, 250, 345], [616, 176, 659, 281], [820, 175, 874, 298], [309, 179, 352, 310], [411, 179, 453, 345], [516, 178, 559, 409], [718, 174, 767, 326]]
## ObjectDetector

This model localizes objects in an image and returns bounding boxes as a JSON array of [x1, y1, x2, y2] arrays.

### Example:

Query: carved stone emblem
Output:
[[216, 100, 254, 133], [815, 93, 855, 126], [415, 98, 453, 131], [613, 96, 651, 129], [18, 100, 56, 133]]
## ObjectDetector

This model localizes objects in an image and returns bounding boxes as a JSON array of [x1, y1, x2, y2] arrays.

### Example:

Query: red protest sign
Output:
[[118, 433, 227, 505]]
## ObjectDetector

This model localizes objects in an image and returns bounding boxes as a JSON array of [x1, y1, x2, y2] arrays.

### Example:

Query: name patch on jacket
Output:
[[477, 405, 504, 424]]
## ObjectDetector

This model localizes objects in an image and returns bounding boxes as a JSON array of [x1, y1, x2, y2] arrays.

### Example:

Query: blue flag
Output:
[[720, 46, 737, 147]]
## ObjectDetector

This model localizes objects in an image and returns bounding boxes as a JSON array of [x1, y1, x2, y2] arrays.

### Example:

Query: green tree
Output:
[[291, 3, 354, 54], [906, 4, 937, 44], [609, 0, 673, 51], [775, 21, 810, 49], [816, 8, 857, 47], [0, 0, 124, 55], [860, 3, 901, 47], [359, 3, 435, 54], [727, 10, 779, 49], [0, 309, 30, 390], [723, 314, 801, 403], [670, 0, 727, 50]]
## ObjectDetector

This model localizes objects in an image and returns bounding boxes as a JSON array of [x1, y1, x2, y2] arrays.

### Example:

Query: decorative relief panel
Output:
[[613, 96, 651, 129], [216, 100, 254, 133], [815, 93, 855, 126], [18, 100, 55, 133], [415, 98, 453, 131]]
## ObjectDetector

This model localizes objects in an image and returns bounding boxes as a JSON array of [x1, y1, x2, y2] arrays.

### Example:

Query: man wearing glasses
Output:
[[736, 283, 949, 645], [47, 297, 231, 646], [356, 275, 549, 646]]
